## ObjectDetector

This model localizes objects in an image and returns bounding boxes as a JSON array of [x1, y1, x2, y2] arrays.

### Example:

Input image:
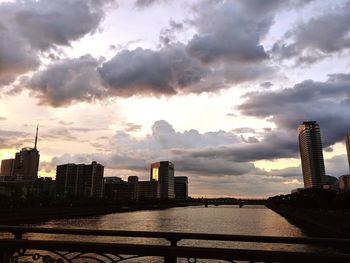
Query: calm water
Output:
[[23, 205, 315, 253]]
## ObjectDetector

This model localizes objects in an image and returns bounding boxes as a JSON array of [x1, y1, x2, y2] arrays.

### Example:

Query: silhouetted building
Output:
[[128, 176, 139, 201], [0, 159, 15, 177], [13, 148, 40, 180], [0, 126, 40, 181], [104, 177, 134, 202], [104, 177, 123, 184], [339, 175, 350, 193], [150, 161, 174, 199], [138, 180, 160, 200], [174, 176, 188, 200], [56, 161, 104, 199], [322, 175, 339, 191], [346, 134, 350, 172], [298, 121, 326, 189]]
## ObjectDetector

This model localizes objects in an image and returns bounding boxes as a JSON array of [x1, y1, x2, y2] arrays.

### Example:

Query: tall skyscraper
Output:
[[150, 161, 175, 199], [298, 121, 326, 188], [13, 125, 40, 180], [56, 161, 104, 198], [345, 133, 350, 172]]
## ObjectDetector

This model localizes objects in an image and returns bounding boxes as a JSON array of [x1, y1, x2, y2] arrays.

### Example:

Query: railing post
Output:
[[165, 238, 180, 263]]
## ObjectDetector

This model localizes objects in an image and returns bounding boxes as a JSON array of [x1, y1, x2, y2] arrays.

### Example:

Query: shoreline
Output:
[[267, 203, 350, 238], [0, 202, 201, 225]]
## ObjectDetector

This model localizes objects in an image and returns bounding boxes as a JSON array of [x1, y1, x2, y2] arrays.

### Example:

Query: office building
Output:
[[298, 121, 326, 189], [12, 126, 40, 180], [346, 134, 350, 172], [56, 161, 104, 198], [128, 176, 139, 201], [104, 177, 134, 202], [0, 159, 15, 177], [174, 176, 188, 200], [138, 180, 160, 200], [150, 161, 175, 199], [339, 175, 350, 193]]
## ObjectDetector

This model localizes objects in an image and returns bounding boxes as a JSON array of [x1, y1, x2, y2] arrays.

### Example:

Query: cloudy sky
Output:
[[1, 0, 350, 197]]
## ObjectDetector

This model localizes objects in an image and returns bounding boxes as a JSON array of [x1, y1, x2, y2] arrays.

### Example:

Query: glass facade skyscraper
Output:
[[298, 121, 326, 188], [150, 161, 175, 199]]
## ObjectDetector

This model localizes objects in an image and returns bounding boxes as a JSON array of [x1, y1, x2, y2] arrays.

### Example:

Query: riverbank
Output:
[[0, 202, 201, 225], [267, 203, 350, 238]]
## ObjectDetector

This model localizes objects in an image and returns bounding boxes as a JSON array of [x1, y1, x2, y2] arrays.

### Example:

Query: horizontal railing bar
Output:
[[0, 239, 349, 263], [0, 225, 349, 246]]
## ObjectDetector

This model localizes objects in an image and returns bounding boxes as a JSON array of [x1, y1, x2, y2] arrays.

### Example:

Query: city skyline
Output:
[[1, 0, 350, 197]]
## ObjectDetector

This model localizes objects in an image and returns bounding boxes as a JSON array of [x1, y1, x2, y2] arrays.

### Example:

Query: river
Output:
[[24, 205, 318, 254]]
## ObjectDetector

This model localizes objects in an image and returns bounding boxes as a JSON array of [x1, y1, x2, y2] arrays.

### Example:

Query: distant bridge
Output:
[[198, 198, 267, 207]]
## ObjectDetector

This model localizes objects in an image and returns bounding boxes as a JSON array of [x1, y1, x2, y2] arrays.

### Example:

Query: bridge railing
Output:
[[0, 225, 350, 262]]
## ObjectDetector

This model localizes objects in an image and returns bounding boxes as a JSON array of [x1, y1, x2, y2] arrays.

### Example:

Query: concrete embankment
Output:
[[267, 203, 350, 238], [0, 202, 199, 225]]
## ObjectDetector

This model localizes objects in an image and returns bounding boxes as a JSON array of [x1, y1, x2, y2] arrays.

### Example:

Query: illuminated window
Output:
[[152, 168, 159, 181]]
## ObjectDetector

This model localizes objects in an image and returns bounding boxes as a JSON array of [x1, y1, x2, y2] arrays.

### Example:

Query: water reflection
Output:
[[20, 205, 316, 253]]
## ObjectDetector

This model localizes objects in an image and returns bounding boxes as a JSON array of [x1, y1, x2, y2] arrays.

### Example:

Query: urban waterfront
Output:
[[25, 205, 314, 253]]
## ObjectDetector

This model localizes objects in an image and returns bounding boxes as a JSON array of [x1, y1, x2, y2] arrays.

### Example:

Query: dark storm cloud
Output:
[[174, 129, 298, 163], [187, 1, 269, 63], [99, 44, 208, 97], [268, 166, 302, 178], [171, 155, 258, 176], [238, 73, 350, 147], [26, 55, 104, 106], [0, 28, 40, 85], [16, 0, 284, 106], [0, 0, 113, 86], [14, 0, 109, 51], [272, 1, 350, 63]]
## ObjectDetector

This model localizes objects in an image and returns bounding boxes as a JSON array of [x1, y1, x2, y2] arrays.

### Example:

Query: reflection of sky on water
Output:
[[19, 206, 317, 253]]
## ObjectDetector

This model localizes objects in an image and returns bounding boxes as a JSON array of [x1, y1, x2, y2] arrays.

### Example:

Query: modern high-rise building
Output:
[[298, 121, 326, 188], [138, 180, 160, 200], [56, 161, 104, 198], [150, 161, 175, 199], [345, 133, 350, 172], [174, 176, 188, 200], [12, 125, 40, 180]]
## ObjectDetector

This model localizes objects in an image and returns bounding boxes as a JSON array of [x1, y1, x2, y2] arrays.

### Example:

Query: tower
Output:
[[298, 121, 326, 189], [13, 125, 40, 180], [150, 161, 175, 199]]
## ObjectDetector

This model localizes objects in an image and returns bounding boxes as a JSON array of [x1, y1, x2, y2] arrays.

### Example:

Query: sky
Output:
[[1, 0, 350, 197]]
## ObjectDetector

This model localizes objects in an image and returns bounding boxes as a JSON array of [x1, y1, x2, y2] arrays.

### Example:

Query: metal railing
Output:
[[0, 225, 350, 262]]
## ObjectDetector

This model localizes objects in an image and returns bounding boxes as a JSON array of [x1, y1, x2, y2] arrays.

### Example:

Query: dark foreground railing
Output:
[[0, 225, 350, 262]]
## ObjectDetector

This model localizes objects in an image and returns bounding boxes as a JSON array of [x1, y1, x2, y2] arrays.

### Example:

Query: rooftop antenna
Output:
[[34, 124, 39, 150]]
